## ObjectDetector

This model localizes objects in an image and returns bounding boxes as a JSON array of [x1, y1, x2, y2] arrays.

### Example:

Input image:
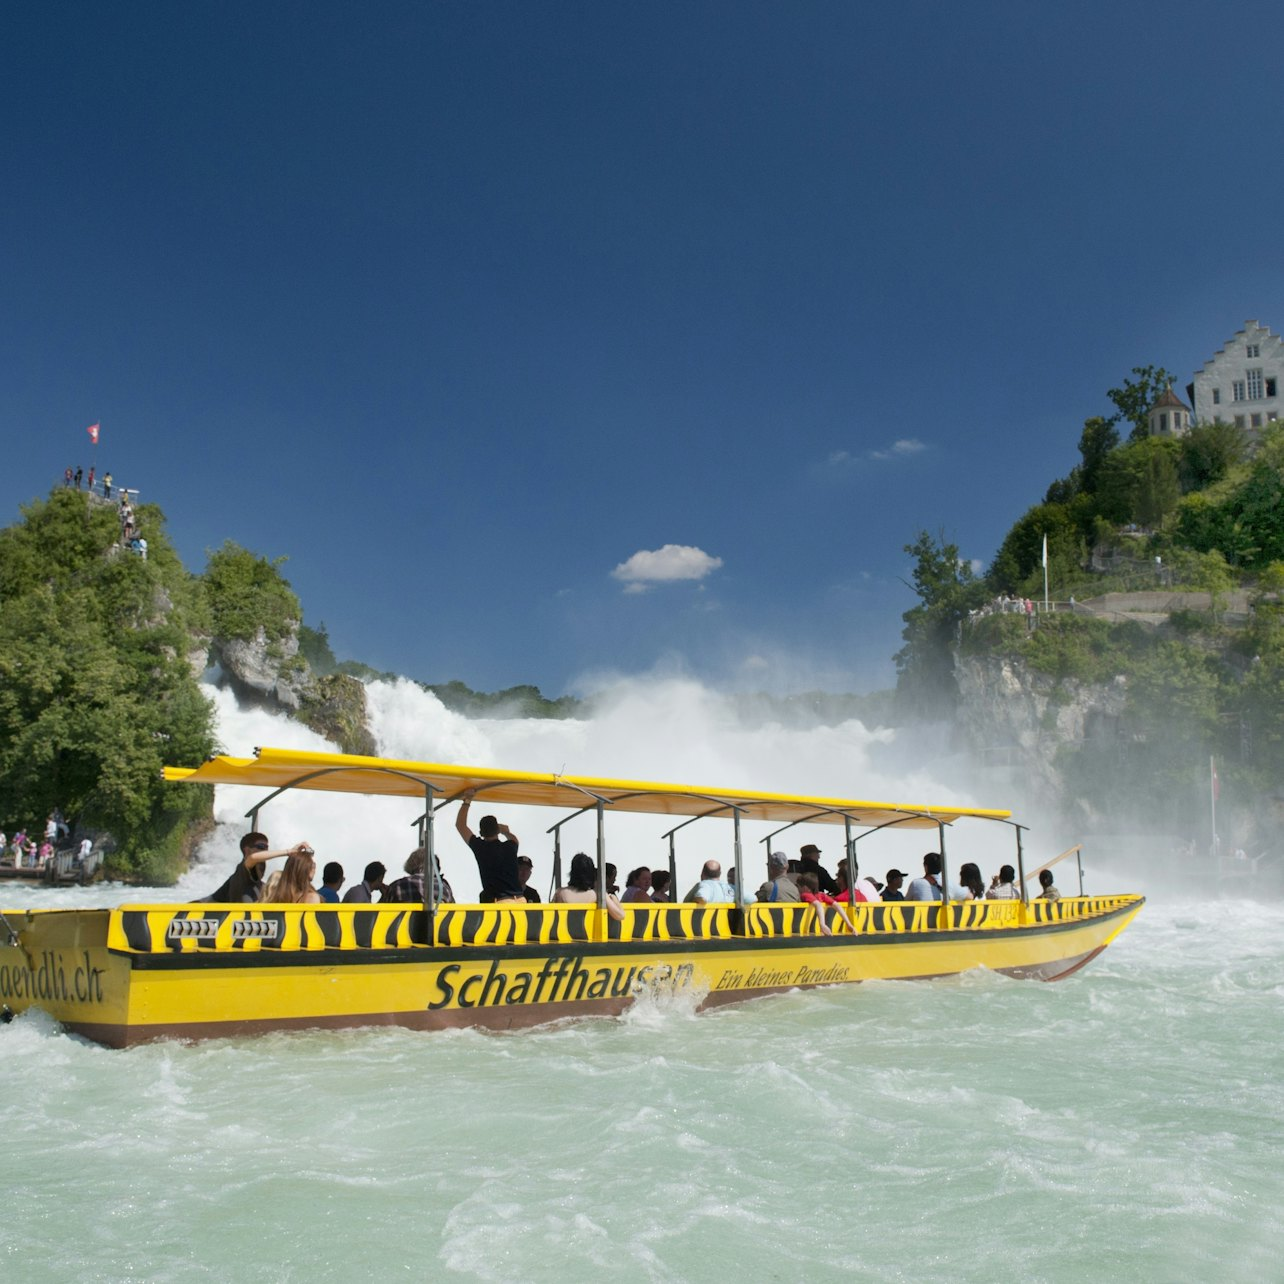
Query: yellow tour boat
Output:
[[0, 747, 1143, 1047]]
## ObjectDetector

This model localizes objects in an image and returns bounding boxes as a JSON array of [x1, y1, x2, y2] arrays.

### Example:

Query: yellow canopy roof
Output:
[[164, 747, 1011, 829]]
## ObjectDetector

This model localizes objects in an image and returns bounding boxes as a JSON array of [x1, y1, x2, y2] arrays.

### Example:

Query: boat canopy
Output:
[[165, 747, 1010, 830]]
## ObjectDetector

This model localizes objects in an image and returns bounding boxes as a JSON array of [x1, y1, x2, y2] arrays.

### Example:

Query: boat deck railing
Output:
[[102, 895, 1143, 956]]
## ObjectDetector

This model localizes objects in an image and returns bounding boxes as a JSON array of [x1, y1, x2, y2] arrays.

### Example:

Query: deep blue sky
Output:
[[4, 2, 1282, 696]]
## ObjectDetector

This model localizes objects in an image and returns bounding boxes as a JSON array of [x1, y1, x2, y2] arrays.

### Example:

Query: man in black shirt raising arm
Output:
[[455, 793, 525, 904]]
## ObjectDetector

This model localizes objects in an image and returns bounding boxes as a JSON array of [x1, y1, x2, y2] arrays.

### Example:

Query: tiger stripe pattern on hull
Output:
[[107, 896, 1143, 956]]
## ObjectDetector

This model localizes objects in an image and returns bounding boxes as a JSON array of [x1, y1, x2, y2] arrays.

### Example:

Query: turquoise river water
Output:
[[2, 892, 1279, 1283], [3, 682, 1280, 1280]]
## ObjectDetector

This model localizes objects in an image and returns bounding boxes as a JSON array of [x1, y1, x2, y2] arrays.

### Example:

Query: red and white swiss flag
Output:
[[87, 422, 100, 445]]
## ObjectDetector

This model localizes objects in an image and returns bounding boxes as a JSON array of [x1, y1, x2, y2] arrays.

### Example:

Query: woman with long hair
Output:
[[552, 852, 624, 920], [958, 862, 985, 901], [271, 848, 321, 904]]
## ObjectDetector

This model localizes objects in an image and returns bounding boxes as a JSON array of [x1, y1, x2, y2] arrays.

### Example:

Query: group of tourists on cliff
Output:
[[62, 467, 146, 558], [200, 799, 1061, 916]]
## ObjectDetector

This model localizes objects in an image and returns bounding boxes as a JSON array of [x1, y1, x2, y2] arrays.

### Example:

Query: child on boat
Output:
[[796, 873, 856, 937]]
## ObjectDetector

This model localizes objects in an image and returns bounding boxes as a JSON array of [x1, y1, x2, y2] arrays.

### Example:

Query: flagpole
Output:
[[1042, 533, 1049, 611]]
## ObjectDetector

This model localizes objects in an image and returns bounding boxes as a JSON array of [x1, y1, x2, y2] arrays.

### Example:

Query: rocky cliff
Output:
[[203, 624, 376, 756], [953, 652, 1128, 803]]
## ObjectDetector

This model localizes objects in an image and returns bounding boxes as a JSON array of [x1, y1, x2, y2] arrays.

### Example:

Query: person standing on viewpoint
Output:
[[455, 792, 525, 904]]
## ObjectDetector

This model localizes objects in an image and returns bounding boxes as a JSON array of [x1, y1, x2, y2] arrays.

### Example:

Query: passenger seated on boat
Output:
[[833, 858, 882, 904], [689, 860, 736, 905], [516, 855, 540, 903], [383, 849, 454, 904], [202, 833, 309, 903], [905, 853, 944, 901], [318, 862, 345, 903], [270, 849, 322, 904], [620, 867, 652, 903], [881, 869, 907, 901], [650, 869, 672, 903], [987, 865, 1020, 900], [756, 852, 800, 903], [958, 862, 985, 900], [342, 861, 387, 903], [1037, 869, 1061, 902], [455, 794, 525, 904], [551, 852, 625, 921], [797, 873, 856, 937], [797, 844, 838, 895]]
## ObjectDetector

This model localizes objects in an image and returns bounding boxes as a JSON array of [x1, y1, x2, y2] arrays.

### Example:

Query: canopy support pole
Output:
[[668, 833, 677, 906], [844, 817, 855, 884], [937, 819, 949, 928], [423, 783, 438, 943], [595, 799, 607, 911], [552, 825, 563, 900], [732, 807, 745, 911], [1014, 825, 1028, 904]]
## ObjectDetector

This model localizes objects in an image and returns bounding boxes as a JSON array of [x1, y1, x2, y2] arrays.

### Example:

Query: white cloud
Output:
[[612, 544, 724, 590], [869, 438, 927, 461], [826, 438, 928, 468]]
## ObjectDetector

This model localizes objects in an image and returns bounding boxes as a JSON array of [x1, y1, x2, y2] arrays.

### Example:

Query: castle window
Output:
[[1235, 415, 1246, 428], [1233, 380, 1246, 402], [1159, 413, 1168, 432], [1213, 388, 1221, 405], [1246, 343, 1261, 358], [1247, 369, 1264, 399], [1252, 414, 1263, 428], [1268, 377, 1277, 397]]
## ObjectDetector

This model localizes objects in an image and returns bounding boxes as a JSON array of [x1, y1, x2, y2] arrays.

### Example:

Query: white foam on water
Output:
[[2, 680, 1282, 1280]]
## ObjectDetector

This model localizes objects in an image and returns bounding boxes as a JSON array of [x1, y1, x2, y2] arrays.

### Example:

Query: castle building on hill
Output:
[[1186, 320, 1283, 434], [1147, 386, 1191, 437]]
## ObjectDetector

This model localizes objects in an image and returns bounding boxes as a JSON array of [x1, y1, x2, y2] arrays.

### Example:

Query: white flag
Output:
[[1041, 533, 1047, 568]]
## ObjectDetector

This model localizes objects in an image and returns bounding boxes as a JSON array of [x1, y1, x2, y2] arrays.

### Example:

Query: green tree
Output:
[[202, 541, 301, 642], [1095, 437, 1182, 526], [1107, 365, 1178, 442], [989, 502, 1080, 593], [298, 622, 338, 675], [1174, 455, 1284, 568], [1179, 420, 1247, 492], [1134, 446, 1181, 529], [0, 490, 214, 880], [1077, 416, 1120, 495], [894, 530, 988, 717]]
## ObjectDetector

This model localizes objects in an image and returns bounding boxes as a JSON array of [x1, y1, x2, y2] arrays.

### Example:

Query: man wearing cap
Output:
[[756, 852, 800, 903], [517, 855, 540, 902], [456, 793, 525, 904], [202, 832, 309, 903], [882, 869, 907, 901], [797, 843, 838, 895]]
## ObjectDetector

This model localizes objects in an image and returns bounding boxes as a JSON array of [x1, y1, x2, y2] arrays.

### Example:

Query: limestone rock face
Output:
[[208, 623, 375, 755], [187, 638, 212, 677], [954, 653, 1128, 798], [213, 623, 308, 711], [298, 673, 377, 757]]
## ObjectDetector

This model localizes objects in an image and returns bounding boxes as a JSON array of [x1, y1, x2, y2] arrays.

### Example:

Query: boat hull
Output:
[[1, 896, 1143, 1047]]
